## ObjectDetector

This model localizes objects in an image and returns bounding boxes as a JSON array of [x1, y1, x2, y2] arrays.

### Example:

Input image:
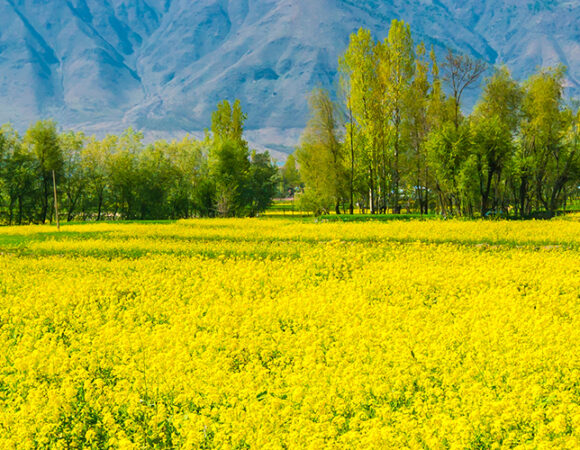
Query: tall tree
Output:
[[521, 66, 579, 215], [340, 28, 379, 213], [249, 151, 279, 216], [24, 120, 62, 223], [405, 42, 431, 214], [5, 148, 37, 225], [210, 100, 251, 217], [107, 129, 143, 219], [60, 131, 86, 221], [0, 126, 36, 224], [339, 49, 358, 215], [137, 144, 176, 219], [82, 136, 114, 221], [382, 19, 415, 213], [426, 121, 473, 216], [296, 89, 346, 215], [424, 48, 449, 215], [472, 67, 523, 215], [0, 125, 19, 221], [211, 99, 248, 148], [163, 136, 208, 218], [210, 140, 251, 217]]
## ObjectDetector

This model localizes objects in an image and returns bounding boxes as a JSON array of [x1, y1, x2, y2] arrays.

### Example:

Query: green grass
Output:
[[565, 197, 580, 211], [267, 200, 298, 212], [319, 213, 440, 222]]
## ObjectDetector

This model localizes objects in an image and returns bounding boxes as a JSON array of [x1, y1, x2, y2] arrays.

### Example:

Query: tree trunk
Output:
[[17, 196, 23, 225], [393, 116, 401, 214], [41, 176, 50, 223], [67, 200, 76, 222], [481, 170, 493, 216], [8, 197, 14, 225], [519, 176, 527, 218], [369, 165, 375, 214], [67, 192, 78, 222], [424, 165, 430, 215], [97, 191, 104, 221], [348, 105, 355, 215]]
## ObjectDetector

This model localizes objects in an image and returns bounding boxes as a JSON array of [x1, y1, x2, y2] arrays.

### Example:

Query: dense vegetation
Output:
[[1, 20, 579, 223], [294, 20, 580, 217], [0, 100, 279, 224]]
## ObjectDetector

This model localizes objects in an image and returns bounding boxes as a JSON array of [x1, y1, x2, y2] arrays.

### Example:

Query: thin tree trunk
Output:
[[18, 196, 23, 225], [52, 170, 60, 230], [8, 197, 14, 225], [481, 170, 493, 216], [393, 116, 401, 214], [348, 104, 355, 215], [97, 190, 104, 221], [369, 165, 375, 214], [424, 165, 429, 215]]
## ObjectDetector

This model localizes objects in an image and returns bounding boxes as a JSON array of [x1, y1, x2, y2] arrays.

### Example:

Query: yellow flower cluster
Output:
[[0, 217, 579, 448]]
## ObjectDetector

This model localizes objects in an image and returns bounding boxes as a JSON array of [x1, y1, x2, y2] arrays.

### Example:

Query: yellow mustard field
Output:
[[0, 217, 579, 449]]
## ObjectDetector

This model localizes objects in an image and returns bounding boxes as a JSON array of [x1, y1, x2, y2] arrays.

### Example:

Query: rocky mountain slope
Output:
[[0, 0, 578, 154]]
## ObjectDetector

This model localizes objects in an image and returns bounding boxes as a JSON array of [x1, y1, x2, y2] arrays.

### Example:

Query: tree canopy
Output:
[[0, 102, 280, 224], [297, 21, 579, 217]]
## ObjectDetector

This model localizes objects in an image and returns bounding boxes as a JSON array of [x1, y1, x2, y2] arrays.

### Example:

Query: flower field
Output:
[[0, 217, 579, 449]]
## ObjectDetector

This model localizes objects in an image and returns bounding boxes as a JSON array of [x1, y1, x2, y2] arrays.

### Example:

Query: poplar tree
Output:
[[340, 28, 379, 213], [210, 99, 251, 217], [338, 49, 357, 214], [382, 19, 415, 213], [405, 42, 431, 214]]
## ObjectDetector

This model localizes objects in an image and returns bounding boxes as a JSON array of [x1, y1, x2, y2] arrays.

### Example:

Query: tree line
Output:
[[295, 20, 580, 217], [0, 100, 279, 224]]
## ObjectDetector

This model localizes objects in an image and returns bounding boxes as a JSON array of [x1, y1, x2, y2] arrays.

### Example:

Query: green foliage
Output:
[[211, 99, 247, 148], [518, 66, 577, 215], [0, 102, 278, 223], [60, 131, 87, 221], [249, 151, 279, 216], [24, 120, 62, 175], [281, 153, 301, 195], [319, 23, 579, 218], [23, 120, 63, 223], [319, 213, 439, 222], [4, 144, 38, 224], [426, 121, 474, 215], [1, 21, 578, 221], [296, 88, 347, 215], [210, 139, 251, 217]]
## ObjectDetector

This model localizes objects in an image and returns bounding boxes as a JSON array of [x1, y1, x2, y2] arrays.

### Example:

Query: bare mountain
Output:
[[0, 0, 578, 154]]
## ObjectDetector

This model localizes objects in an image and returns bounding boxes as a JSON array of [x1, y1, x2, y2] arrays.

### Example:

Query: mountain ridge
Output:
[[0, 0, 578, 155]]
